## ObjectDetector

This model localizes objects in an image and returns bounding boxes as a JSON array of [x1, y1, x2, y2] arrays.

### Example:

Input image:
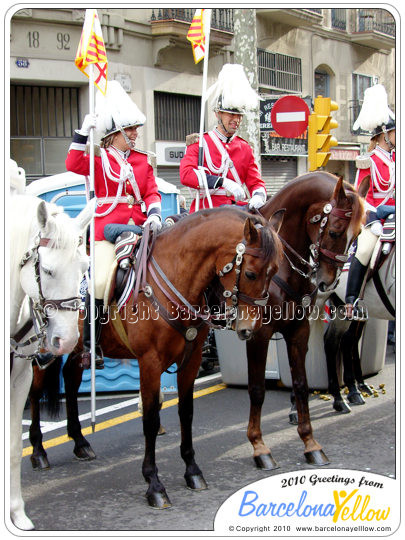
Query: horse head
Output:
[[305, 176, 364, 292], [216, 210, 284, 340], [16, 197, 92, 356]]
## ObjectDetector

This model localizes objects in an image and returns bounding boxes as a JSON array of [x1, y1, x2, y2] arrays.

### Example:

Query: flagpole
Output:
[[197, 8, 212, 209], [88, 63, 97, 433]]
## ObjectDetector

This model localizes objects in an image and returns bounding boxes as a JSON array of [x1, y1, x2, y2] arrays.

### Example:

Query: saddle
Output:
[[103, 224, 143, 308]]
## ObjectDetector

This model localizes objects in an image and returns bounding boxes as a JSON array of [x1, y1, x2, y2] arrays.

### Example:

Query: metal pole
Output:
[[88, 64, 97, 432], [197, 8, 213, 209]]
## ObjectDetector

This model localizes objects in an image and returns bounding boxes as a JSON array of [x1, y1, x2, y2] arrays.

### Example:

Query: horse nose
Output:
[[237, 328, 253, 341], [49, 335, 78, 355]]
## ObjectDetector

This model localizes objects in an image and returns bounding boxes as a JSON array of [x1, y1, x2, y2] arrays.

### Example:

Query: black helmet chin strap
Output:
[[383, 128, 395, 151], [119, 127, 136, 150]]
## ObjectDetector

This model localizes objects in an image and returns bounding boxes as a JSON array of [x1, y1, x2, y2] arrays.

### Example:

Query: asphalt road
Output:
[[14, 343, 396, 534]]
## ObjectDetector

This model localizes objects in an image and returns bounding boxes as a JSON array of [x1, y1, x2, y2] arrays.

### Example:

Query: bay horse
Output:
[[28, 207, 284, 509], [10, 194, 92, 530], [244, 172, 364, 469], [321, 239, 395, 413]]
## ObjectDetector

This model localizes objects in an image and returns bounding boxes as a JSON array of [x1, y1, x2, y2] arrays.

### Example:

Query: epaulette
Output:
[[355, 153, 372, 169], [85, 143, 101, 157], [186, 133, 200, 146]]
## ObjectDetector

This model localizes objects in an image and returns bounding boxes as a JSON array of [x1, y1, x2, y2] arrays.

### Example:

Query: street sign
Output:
[[270, 95, 310, 138]]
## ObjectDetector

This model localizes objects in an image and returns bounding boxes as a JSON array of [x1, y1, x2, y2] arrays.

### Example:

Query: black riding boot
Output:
[[345, 257, 369, 321], [81, 295, 105, 370]]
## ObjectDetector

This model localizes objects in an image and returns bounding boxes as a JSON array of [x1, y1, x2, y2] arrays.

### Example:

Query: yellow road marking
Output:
[[22, 383, 227, 457]]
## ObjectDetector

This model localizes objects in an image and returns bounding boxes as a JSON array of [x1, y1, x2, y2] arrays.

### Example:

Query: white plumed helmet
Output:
[[353, 84, 395, 136], [207, 63, 260, 115], [95, 81, 146, 139]]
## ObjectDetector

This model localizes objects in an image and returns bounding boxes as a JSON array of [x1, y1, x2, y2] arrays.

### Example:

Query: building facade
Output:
[[9, 7, 396, 203]]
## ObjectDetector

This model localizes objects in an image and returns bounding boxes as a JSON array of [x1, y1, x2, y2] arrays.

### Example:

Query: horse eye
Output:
[[245, 271, 257, 280], [42, 267, 53, 277], [329, 230, 342, 239]]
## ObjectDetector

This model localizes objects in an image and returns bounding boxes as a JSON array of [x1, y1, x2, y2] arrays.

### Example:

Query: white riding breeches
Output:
[[355, 227, 379, 267], [94, 240, 115, 300]]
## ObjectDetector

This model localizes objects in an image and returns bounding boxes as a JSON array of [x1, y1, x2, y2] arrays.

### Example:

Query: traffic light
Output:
[[307, 96, 339, 171]]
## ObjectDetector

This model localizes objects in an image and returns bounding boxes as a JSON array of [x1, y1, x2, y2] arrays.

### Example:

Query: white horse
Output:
[[9, 194, 93, 531]]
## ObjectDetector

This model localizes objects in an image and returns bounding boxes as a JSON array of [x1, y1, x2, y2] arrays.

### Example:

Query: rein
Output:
[[11, 233, 82, 362], [129, 231, 270, 374], [271, 200, 352, 305]]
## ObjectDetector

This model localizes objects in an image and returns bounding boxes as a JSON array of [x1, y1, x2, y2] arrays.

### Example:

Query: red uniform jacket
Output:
[[354, 147, 395, 209], [66, 133, 161, 241], [180, 130, 266, 212]]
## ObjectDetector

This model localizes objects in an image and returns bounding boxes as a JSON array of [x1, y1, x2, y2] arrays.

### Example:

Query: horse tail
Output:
[[41, 356, 63, 419]]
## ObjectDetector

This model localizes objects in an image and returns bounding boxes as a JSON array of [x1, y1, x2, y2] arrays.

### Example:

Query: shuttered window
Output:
[[261, 157, 297, 196], [10, 84, 80, 180], [154, 91, 201, 141]]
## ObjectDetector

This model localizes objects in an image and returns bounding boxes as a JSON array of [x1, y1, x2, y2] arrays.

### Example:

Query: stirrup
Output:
[[351, 299, 368, 322]]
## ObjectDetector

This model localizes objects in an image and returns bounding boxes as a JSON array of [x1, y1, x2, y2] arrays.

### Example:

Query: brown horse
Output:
[[245, 172, 364, 469], [28, 206, 284, 508]]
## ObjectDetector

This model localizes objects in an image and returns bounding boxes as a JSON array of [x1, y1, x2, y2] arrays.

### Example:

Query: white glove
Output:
[[249, 192, 266, 210], [145, 214, 162, 232], [222, 178, 245, 202], [77, 113, 97, 136]]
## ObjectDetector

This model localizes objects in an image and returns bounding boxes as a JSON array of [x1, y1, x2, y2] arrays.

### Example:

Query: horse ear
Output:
[[243, 217, 259, 244], [269, 208, 285, 234], [332, 176, 348, 204], [37, 200, 49, 230], [357, 174, 370, 199]]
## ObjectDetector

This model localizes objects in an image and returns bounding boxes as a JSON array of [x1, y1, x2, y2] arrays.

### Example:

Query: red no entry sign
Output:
[[270, 96, 310, 138]]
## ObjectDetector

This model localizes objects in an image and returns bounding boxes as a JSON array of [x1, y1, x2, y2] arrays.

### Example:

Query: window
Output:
[[331, 9, 347, 31], [351, 74, 376, 133], [314, 70, 330, 97], [257, 49, 302, 93], [154, 91, 201, 141], [10, 85, 80, 180]]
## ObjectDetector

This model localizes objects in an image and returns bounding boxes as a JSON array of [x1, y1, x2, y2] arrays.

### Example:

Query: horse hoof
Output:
[[74, 445, 96, 461], [254, 453, 279, 471], [157, 425, 166, 436], [358, 383, 373, 396], [347, 392, 366, 405], [146, 491, 172, 509], [30, 454, 50, 470], [289, 412, 298, 425], [185, 473, 208, 491], [304, 449, 330, 466], [333, 399, 351, 414]]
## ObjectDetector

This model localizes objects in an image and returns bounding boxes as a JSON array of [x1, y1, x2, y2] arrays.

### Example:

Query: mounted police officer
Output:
[[345, 84, 395, 320], [65, 81, 162, 368], [180, 64, 267, 212]]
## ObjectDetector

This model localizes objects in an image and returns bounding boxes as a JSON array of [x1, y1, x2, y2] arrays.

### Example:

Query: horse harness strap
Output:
[[271, 274, 318, 308], [14, 233, 82, 362]]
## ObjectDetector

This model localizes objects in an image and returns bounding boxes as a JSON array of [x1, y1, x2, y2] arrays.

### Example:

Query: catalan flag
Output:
[[75, 9, 108, 95], [187, 9, 206, 64]]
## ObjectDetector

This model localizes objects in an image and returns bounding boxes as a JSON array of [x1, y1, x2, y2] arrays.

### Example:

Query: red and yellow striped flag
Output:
[[75, 9, 108, 95], [187, 9, 206, 64]]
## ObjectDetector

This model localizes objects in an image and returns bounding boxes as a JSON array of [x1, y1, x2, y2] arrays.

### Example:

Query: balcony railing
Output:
[[331, 8, 347, 31], [257, 49, 302, 93], [151, 8, 234, 33], [355, 9, 395, 37]]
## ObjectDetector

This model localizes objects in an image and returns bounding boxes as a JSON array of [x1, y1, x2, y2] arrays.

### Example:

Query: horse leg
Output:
[[324, 320, 351, 414], [342, 321, 367, 404], [63, 352, 96, 460], [246, 331, 279, 470], [285, 323, 330, 465], [140, 358, 171, 509], [29, 366, 50, 470], [177, 346, 208, 490], [10, 355, 35, 531], [289, 391, 298, 424]]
